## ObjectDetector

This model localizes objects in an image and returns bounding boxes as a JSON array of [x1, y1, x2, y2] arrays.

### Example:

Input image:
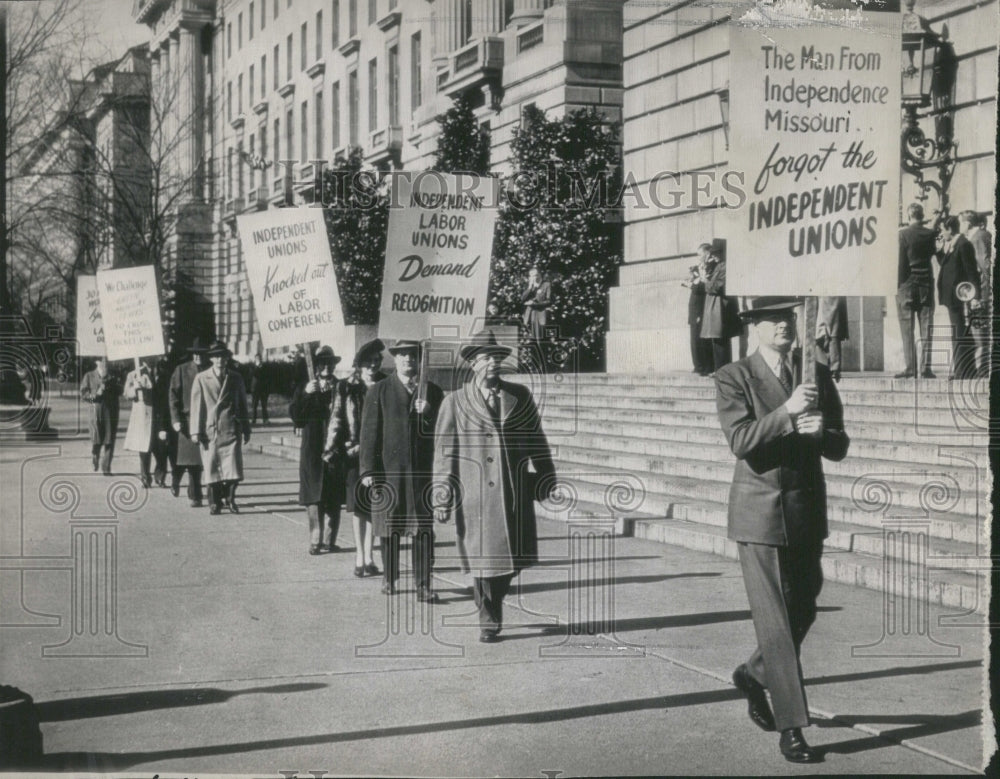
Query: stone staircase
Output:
[[247, 372, 992, 613]]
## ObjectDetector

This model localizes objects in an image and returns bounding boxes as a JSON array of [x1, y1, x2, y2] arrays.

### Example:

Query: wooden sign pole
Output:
[[802, 296, 818, 406], [302, 342, 315, 382]]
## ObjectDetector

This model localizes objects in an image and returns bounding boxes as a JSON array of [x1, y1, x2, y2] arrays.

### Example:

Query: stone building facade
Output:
[[133, 0, 624, 358], [609, 0, 997, 374]]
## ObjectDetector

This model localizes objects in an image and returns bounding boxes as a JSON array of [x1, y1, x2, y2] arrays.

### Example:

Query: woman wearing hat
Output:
[[324, 339, 386, 574], [289, 345, 342, 555], [190, 340, 251, 515], [123, 359, 157, 487]]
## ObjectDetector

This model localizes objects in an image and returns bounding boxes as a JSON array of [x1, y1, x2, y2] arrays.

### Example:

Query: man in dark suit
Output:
[[936, 215, 981, 380], [360, 340, 444, 600], [715, 297, 850, 764], [433, 330, 556, 643], [169, 338, 209, 507], [521, 267, 552, 372], [896, 202, 938, 378]]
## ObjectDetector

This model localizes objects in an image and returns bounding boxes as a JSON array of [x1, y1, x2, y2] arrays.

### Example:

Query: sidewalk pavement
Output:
[[0, 419, 990, 776]]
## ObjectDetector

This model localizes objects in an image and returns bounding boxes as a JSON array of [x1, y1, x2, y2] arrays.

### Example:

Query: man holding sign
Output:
[[191, 340, 252, 515]]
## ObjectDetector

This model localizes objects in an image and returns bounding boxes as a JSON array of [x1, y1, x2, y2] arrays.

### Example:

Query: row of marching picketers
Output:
[[80, 337, 252, 515], [289, 331, 557, 643]]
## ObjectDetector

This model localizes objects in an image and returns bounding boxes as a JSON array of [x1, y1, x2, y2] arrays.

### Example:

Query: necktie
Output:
[[778, 359, 793, 396], [485, 388, 500, 422]]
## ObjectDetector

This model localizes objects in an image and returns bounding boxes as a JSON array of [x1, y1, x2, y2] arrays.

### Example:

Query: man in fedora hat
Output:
[[433, 330, 556, 642], [289, 345, 342, 555], [359, 339, 444, 599], [169, 338, 210, 506], [191, 340, 251, 515], [715, 297, 849, 764]]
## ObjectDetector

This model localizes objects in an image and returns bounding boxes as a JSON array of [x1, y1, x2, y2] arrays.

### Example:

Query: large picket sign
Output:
[[727, 4, 900, 296], [237, 208, 347, 351], [378, 172, 498, 340], [95, 265, 165, 361], [75, 275, 105, 357]]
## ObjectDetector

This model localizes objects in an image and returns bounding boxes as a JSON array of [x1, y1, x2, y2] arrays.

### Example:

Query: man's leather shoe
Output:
[[921, 370, 936, 379], [894, 371, 915, 379], [417, 588, 440, 603], [229, 500, 239, 514], [779, 728, 822, 763], [479, 630, 500, 643], [732, 665, 776, 732], [190, 499, 202, 508], [209, 504, 221, 515], [171, 485, 180, 497]]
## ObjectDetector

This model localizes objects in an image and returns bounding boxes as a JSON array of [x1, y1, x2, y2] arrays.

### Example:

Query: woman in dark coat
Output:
[[289, 346, 341, 555], [81, 358, 121, 475], [324, 339, 386, 577]]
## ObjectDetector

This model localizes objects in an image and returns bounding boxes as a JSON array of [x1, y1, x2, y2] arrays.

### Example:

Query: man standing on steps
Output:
[[896, 202, 937, 379], [714, 297, 849, 765]]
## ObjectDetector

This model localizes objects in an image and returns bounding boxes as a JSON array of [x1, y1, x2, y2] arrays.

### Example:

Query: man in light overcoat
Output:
[[433, 330, 556, 642]]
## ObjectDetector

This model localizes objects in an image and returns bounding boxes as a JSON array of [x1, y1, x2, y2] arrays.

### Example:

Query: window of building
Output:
[[286, 33, 293, 81], [348, 70, 358, 145], [410, 32, 421, 110], [238, 12, 243, 49], [331, 80, 341, 149], [237, 141, 245, 196], [273, 45, 280, 89], [227, 146, 233, 197], [348, 0, 357, 37], [227, 22, 232, 58], [249, 133, 256, 188], [274, 117, 280, 163], [315, 90, 324, 158], [389, 0, 396, 10], [249, 2, 254, 39], [274, 0, 279, 19], [260, 123, 268, 167], [301, 100, 308, 162], [261, 54, 267, 97], [261, 0, 266, 29], [332, 0, 339, 46], [287, 107, 294, 162], [249, 64, 255, 105], [315, 11, 323, 61], [301, 23, 308, 70], [368, 0, 376, 25], [463, 0, 472, 45], [368, 58, 377, 133], [237, 73, 243, 114], [388, 45, 399, 125], [227, 81, 233, 121]]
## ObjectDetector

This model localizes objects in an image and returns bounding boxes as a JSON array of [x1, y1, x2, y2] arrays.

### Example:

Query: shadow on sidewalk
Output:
[[513, 571, 722, 595], [817, 709, 980, 755], [35, 682, 328, 723]]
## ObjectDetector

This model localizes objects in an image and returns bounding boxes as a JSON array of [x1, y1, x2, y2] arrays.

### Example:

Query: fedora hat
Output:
[[187, 336, 208, 353], [710, 238, 727, 260], [739, 296, 801, 322], [388, 339, 422, 355], [460, 330, 513, 362], [313, 345, 342, 366], [205, 339, 232, 357], [353, 338, 385, 367]]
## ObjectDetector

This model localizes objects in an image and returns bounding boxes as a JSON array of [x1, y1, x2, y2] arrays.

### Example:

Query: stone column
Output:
[[169, 33, 181, 190], [179, 22, 205, 201], [510, 0, 545, 27], [431, 4, 447, 65], [472, 0, 505, 36], [442, 0, 464, 54]]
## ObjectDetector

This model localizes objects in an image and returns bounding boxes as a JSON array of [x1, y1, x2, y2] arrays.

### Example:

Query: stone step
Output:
[[538, 416, 989, 470], [626, 517, 987, 613], [551, 458, 982, 519], [538, 400, 984, 434], [546, 471, 983, 546], [548, 440, 984, 495]]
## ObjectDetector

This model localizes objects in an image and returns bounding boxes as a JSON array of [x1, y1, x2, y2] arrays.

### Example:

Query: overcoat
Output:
[[324, 371, 386, 514], [169, 360, 204, 467], [191, 368, 250, 483], [81, 369, 120, 446], [715, 352, 849, 546], [937, 234, 981, 309], [288, 381, 337, 506], [359, 375, 443, 536], [433, 379, 555, 578], [701, 260, 741, 339], [522, 280, 552, 341], [123, 367, 154, 453], [816, 296, 849, 341]]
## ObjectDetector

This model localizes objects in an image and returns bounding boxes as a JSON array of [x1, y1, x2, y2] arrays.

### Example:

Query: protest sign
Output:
[[378, 172, 498, 340], [95, 265, 165, 361], [75, 275, 105, 357], [237, 207, 346, 352], [727, 4, 900, 296]]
